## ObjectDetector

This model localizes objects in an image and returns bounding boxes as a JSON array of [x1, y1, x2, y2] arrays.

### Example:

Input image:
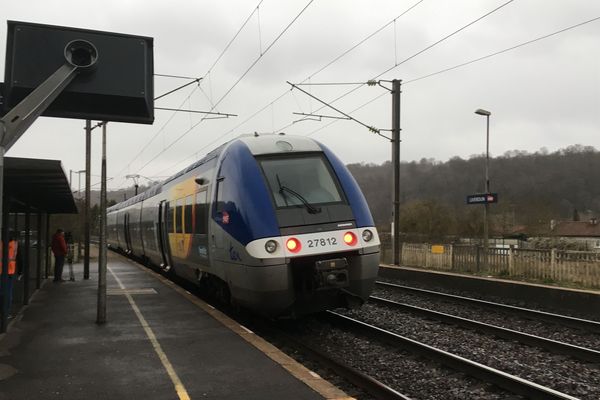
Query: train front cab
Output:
[[214, 136, 380, 316]]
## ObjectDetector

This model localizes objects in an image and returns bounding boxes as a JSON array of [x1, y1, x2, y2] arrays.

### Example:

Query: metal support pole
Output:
[[483, 114, 490, 268], [0, 146, 8, 333], [36, 213, 42, 289], [24, 209, 30, 305], [45, 214, 50, 279], [84, 120, 91, 279], [97, 122, 107, 324], [391, 79, 402, 266], [78, 174, 82, 260]]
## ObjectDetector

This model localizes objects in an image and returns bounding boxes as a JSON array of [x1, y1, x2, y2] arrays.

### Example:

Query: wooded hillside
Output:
[[347, 145, 600, 239]]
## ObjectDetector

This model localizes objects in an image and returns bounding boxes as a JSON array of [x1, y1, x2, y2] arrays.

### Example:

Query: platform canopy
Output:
[[4, 157, 77, 214]]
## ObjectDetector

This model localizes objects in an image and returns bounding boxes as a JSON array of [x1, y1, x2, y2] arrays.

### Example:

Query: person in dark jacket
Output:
[[51, 229, 68, 282]]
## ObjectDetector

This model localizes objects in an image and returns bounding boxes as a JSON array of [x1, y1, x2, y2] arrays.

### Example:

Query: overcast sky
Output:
[[1, 0, 599, 192]]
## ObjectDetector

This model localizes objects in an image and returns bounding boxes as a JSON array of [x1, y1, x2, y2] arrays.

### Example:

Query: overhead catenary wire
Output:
[[214, 0, 425, 136], [113, 0, 265, 186], [150, 0, 426, 178], [154, 78, 202, 101], [150, 0, 516, 180], [404, 15, 600, 84], [154, 73, 199, 80], [305, 14, 600, 138], [275, 0, 516, 135], [140, 0, 316, 177], [288, 81, 391, 140]]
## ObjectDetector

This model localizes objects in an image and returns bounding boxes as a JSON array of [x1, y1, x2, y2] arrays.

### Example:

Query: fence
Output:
[[382, 243, 600, 288]]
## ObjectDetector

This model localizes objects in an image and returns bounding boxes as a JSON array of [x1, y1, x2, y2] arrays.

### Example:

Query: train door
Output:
[[123, 213, 132, 253], [211, 177, 227, 261], [193, 190, 209, 266], [171, 197, 184, 258], [157, 200, 173, 269]]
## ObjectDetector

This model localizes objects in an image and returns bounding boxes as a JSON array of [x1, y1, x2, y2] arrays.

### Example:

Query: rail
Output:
[[322, 311, 579, 400], [376, 281, 600, 333], [369, 295, 600, 363]]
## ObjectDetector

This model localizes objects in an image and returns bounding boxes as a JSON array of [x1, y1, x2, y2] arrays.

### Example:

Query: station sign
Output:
[[466, 193, 498, 205]]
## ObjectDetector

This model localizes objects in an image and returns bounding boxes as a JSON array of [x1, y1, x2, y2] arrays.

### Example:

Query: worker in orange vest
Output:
[[1, 233, 21, 319]]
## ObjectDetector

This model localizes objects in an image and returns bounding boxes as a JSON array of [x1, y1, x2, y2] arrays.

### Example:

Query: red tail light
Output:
[[343, 232, 357, 246], [286, 238, 301, 253]]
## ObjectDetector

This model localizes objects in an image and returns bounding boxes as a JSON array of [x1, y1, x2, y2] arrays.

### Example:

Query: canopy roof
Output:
[[4, 157, 77, 214]]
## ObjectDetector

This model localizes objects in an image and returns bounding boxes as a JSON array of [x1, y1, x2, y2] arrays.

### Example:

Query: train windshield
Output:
[[260, 155, 344, 209]]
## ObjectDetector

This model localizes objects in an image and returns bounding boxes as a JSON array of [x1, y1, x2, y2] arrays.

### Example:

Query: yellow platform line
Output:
[[108, 266, 191, 400]]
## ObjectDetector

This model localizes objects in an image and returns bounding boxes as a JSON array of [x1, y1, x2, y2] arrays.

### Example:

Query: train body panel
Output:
[[107, 134, 380, 316]]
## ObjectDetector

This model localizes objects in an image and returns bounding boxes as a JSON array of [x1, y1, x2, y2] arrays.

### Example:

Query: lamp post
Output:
[[475, 108, 491, 266]]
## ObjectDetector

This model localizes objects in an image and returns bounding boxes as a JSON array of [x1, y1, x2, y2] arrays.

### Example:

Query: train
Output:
[[107, 133, 380, 316]]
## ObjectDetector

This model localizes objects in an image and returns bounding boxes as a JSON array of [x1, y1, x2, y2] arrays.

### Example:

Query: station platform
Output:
[[0, 250, 350, 400]]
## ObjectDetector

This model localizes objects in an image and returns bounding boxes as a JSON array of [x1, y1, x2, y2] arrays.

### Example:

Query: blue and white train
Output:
[[107, 134, 380, 316]]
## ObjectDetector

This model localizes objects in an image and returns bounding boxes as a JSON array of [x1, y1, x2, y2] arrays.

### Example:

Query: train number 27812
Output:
[[307, 237, 337, 247]]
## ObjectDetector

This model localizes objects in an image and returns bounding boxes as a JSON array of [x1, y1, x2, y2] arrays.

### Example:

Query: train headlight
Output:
[[286, 238, 301, 253], [362, 229, 373, 242], [265, 240, 278, 254], [343, 232, 357, 246]]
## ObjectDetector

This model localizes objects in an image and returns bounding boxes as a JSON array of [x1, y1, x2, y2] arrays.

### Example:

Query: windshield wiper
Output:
[[276, 174, 321, 214]]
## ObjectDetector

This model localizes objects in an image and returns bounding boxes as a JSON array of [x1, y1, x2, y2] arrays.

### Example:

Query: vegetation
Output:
[[348, 145, 600, 240]]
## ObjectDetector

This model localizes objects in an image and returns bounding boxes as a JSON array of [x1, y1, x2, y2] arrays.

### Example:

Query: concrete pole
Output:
[[391, 79, 402, 266], [84, 120, 91, 279], [45, 214, 50, 279], [36, 212, 42, 289], [97, 122, 107, 324]]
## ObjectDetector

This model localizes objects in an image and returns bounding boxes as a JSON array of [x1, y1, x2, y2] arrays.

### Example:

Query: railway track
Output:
[[368, 295, 600, 363], [254, 318, 412, 400], [376, 280, 600, 333], [149, 263, 596, 399], [321, 311, 579, 400]]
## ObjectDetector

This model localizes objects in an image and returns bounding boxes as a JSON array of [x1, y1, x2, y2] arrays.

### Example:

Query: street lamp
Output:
[[475, 108, 491, 266]]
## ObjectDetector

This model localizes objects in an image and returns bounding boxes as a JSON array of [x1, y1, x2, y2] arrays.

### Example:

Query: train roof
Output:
[[108, 133, 323, 212], [238, 133, 321, 155]]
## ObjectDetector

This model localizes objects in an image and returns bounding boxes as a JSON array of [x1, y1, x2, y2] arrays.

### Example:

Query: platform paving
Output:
[[0, 252, 344, 400]]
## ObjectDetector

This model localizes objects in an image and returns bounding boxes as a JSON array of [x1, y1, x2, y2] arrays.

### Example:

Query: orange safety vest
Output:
[[0, 240, 18, 275]]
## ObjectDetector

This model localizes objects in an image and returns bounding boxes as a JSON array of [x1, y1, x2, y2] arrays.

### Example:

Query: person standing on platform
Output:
[[51, 229, 68, 282], [1, 232, 21, 318]]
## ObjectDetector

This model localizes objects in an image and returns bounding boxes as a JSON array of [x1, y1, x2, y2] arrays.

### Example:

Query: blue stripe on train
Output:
[[213, 140, 280, 245]]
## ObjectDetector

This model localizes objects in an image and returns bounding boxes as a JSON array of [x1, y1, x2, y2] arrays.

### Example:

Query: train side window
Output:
[[195, 191, 208, 234], [184, 195, 193, 234], [175, 198, 183, 233], [215, 178, 225, 214], [167, 203, 174, 233]]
